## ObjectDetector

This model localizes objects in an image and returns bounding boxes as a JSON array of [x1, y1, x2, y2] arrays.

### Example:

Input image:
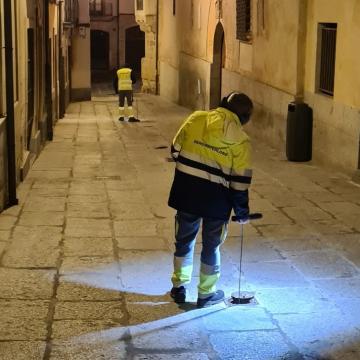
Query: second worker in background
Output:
[[114, 64, 140, 122]]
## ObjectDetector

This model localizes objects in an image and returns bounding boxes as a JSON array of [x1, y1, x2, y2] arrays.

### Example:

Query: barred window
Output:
[[317, 23, 337, 96], [236, 0, 251, 42], [136, 0, 144, 11]]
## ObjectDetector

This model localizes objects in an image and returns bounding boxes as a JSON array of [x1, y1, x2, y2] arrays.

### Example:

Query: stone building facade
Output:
[[0, 0, 73, 210], [137, 0, 360, 177]]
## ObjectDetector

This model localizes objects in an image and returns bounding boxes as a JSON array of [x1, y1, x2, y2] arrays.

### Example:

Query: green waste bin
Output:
[[286, 102, 313, 162]]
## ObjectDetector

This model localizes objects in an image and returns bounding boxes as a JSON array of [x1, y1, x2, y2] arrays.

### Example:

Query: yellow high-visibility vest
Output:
[[171, 107, 252, 191], [117, 68, 132, 91]]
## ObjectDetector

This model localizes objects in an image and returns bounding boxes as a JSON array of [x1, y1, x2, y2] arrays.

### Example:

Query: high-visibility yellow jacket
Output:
[[168, 107, 252, 220], [117, 68, 133, 91]]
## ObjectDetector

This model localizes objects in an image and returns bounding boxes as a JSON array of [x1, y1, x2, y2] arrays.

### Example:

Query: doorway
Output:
[[209, 22, 225, 109], [125, 26, 145, 80], [91, 30, 110, 71]]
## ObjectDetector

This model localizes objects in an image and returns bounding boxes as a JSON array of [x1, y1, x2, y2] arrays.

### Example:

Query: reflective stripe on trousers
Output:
[[119, 106, 134, 117], [171, 211, 228, 297]]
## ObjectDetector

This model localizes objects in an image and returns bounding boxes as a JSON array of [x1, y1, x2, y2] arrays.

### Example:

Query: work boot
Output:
[[128, 117, 140, 122], [197, 290, 225, 308], [170, 286, 186, 303], [118, 116, 125, 121]]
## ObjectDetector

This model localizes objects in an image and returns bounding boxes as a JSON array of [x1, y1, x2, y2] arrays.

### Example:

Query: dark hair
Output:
[[221, 92, 253, 125]]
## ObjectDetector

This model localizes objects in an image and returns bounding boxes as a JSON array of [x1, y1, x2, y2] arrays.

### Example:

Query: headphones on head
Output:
[[226, 92, 239, 103], [226, 92, 251, 124]]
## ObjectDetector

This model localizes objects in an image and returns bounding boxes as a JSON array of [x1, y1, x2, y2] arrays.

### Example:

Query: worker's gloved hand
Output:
[[237, 216, 249, 225]]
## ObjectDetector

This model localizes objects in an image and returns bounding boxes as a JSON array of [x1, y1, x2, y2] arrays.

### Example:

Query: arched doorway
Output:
[[209, 22, 225, 109], [125, 26, 145, 79], [91, 30, 109, 71]]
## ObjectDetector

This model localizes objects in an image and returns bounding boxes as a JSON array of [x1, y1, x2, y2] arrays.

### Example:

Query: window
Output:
[[236, 0, 251, 42], [64, 0, 75, 25], [89, 0, 112, 17], [136, 0, 144, 11], [317, 23, 337, 96], [173, 0, 176, 16]]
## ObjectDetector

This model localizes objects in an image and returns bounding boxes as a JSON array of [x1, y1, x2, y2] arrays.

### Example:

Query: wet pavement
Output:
[[0, 91, 360, 359]]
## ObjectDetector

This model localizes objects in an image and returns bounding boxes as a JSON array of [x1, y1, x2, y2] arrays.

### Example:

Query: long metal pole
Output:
[[4, 0, 18, 207], [238, 224, 244, 296]]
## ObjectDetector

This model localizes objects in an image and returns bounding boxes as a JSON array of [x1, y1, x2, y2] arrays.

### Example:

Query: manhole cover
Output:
[[225, 296, 258, 307]]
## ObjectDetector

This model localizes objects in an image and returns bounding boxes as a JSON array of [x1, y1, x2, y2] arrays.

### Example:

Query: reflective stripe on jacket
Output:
[[168, 107, 252, 220], [117, 68, 133, 91]]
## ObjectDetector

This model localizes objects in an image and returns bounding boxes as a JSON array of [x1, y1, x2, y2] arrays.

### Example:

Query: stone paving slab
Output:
[[54, 301, 124, 320], [223, 237, 283, 263], [65, 218, 112, 237], [209, 331, 296, 360], [67, 202, 110, 218], [2, 236, 60, 268], [116, 236, 168, 250], [203, 306, 277, 331], [270, 236, 325, 254], [18, 211, 64, 226], [0, 318, 48, 341], [114, 219, 158, 237], [57, 276, 122, 301], [50, 340, 127, 360], [0, 342, 46, 360], [119, 250, 172, 296], [313, 277, 360, 299], [134, 354, 210, 360], [63, 237, 114, 257], [0, 215, 17, 230], [255, 287, 336, 314], [51, 319, 125, 340], [244, 261, 310, 289], [60, 256, 117, 275], [0, 300, 49, 340], [131, 321, 209, 351], [0, 229, 11, 241], [69, 181, 106, 195], [110, 202, 155, 220], [274, 311, 356, 356], [290, 250, 358, 279], [29, 187, 68, 197], [0, 268, 55, 299]]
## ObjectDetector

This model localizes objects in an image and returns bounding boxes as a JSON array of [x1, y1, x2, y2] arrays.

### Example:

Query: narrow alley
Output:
[[1, 92, 360, 360]]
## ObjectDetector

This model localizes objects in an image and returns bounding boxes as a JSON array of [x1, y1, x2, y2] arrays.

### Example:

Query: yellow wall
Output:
[[305, 0, 360, 107]]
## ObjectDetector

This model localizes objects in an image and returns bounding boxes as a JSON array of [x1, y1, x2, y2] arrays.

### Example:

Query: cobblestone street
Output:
[[1, 92, 360, 359]]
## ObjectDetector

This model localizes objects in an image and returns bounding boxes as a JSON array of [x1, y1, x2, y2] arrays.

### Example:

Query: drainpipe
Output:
[[4, 0, 19, 207], [117, 0, 119, 67], [295, 0, 307, 102], [155, 0, 159, 95], [44, 0, 53, 140]]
